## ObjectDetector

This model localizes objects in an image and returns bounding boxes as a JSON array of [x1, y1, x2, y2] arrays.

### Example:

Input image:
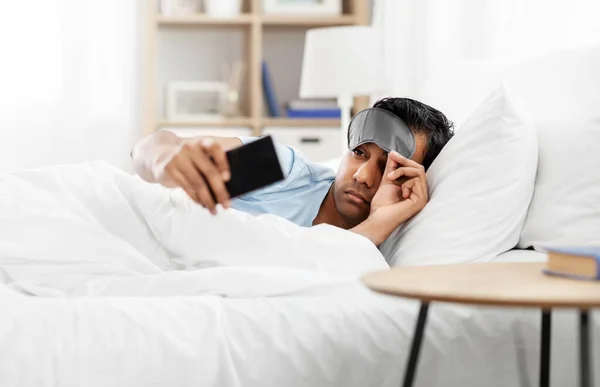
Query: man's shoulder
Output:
[[265, 151, 333, 199], [235, 136, 335, 199], [296, 157, 336, 184], [238, 135, 335, 184]]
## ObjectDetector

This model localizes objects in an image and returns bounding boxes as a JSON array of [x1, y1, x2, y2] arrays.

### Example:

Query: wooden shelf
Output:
[[157, 14, 356, 27], [143, 0, 370, 137], [158, 118, 254, 128], [261, 15, 356, 27], [261, 118, 341, 127], [158, 118, 340, 129], [157, 14, 255, 26]]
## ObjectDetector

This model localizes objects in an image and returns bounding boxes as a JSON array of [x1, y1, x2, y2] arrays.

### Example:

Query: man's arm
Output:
[[130, 131, 242, 214], [351, 151, 429, 246], [350, 215, 392, 247], [131, 131, 242, 184]]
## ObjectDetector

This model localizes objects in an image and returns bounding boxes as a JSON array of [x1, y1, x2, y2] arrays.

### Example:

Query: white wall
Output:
[[0, 0, 140, 174], [0, 0, 374, 174]]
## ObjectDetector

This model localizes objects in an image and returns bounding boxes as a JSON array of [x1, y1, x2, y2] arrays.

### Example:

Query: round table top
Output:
[[362, 262, 600, 309]]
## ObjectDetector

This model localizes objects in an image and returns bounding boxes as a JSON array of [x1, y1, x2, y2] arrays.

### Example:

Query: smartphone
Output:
[[223, 135, 285, 198]]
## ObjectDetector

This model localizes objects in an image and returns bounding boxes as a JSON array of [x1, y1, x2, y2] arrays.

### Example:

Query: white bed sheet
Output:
[[2, 253, 599, 387], [1, 163, 599, 387]]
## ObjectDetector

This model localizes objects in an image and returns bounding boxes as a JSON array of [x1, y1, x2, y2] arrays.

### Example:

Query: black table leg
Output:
[[540, 310, 551, 387], [403, 302, 430, 387], [580, 310, 592, 387]]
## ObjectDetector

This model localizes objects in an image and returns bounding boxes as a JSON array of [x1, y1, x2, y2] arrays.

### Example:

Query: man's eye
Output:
[[353, 149, 365, 156]]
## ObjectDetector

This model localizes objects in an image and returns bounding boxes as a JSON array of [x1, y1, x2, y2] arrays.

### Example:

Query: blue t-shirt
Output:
[[230, 137, 336, 227]]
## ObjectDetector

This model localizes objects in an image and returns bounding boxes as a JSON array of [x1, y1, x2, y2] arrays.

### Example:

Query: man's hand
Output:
[[153, 138, 232, 214], [352, 151, 429, 245], [371, 151, 428, 217]]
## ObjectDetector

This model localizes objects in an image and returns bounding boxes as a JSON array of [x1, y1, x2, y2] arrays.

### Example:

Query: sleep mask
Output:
[[347, 107, 415, 158]]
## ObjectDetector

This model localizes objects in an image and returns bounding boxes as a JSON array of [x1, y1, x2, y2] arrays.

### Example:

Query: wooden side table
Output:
[[362, 262, 600, 387]]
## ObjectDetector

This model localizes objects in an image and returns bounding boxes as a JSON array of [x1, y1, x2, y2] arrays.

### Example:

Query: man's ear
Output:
[[412, 132, 429, 165]]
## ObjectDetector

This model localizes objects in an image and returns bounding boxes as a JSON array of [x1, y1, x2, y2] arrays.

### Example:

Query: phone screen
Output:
[[224, 136, 285, 198]]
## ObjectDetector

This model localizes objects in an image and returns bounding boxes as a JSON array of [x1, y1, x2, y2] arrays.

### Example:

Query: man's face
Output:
[[333, 136, 428, 226]]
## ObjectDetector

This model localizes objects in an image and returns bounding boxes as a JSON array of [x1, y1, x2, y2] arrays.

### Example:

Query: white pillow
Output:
[[517, 119, 600, 250], [506, 45, 600, 250], [379, 84, 538, 266]]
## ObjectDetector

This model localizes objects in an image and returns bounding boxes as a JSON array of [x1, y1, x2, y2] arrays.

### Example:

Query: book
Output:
[[261, 61, 280, 117], [544, 246, 600, 280], [286, 108, 341, 119]]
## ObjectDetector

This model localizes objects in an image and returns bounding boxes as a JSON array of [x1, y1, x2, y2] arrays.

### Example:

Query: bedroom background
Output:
[[0, 0, 598, 174]]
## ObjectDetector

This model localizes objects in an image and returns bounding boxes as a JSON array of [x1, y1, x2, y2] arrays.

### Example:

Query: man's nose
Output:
[[353, 162, 376, 188]]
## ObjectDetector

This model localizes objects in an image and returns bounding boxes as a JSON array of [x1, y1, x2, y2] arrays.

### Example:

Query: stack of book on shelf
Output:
[[261, 60, 342, 119], [544, 246, 600, 281], [286, 99, 341, 119]]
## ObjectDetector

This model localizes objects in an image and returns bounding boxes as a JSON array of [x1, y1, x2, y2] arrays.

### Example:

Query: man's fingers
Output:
[[390, 151, 426, 170], [383, 153, 399, 174], [194, 180, 218, 215], [163, 141, 230, 213], [174, 156, 209, 196], [169, 168, 200, 203], [401, 178, 416, 199], [387, 152, 426, 184], [202, 138, 230, 181], [401, 177, 428, 204], [170, 165, 218, 213], [411, 177, 427, 199], [191, 152, 231, 209], [387, 166, 422, 181], [402, 184, 412, 199]]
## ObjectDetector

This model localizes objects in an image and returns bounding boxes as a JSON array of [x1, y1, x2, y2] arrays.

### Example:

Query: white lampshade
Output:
[[300, 26, 384, 98]]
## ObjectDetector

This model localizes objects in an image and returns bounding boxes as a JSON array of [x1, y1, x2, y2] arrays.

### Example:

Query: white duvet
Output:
[[0, 161, 387, 297], [0, 162, 598, 387]]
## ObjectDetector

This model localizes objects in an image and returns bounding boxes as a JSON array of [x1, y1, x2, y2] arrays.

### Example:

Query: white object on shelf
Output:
[[288, 99, 338, 110], [262, 0, 341, 15], [161, 127, 252, 139], [263, 127, 342, 162], [204, 0, 242, 17], [160, 0, 200, 15], [166, 81, 228, 122], [300, 26, 385, 155]]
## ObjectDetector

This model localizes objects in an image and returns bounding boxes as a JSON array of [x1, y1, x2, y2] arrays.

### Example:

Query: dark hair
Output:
[[372, 97, 454, 170]]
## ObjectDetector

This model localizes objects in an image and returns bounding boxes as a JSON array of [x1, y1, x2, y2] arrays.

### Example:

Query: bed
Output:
[[2, 45, 600, 387], [1, 247, 598, 387]]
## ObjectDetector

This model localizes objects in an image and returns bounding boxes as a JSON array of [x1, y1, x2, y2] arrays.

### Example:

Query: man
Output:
[[132, 98, 454, 246]]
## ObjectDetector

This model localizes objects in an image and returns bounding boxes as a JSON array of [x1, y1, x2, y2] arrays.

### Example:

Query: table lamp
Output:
[[300, 26, 385, 155]]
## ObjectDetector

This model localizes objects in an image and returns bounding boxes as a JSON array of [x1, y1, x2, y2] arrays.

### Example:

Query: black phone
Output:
[[223, 135, 285, 198]]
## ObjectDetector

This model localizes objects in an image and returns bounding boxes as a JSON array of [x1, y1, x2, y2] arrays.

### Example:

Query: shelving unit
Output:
[[161, 117, 340, 128], [261, 118, 341, 127], [142, 0, 370, 139], [261, 14, 356, 26], [156, 14, 255, 26]]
